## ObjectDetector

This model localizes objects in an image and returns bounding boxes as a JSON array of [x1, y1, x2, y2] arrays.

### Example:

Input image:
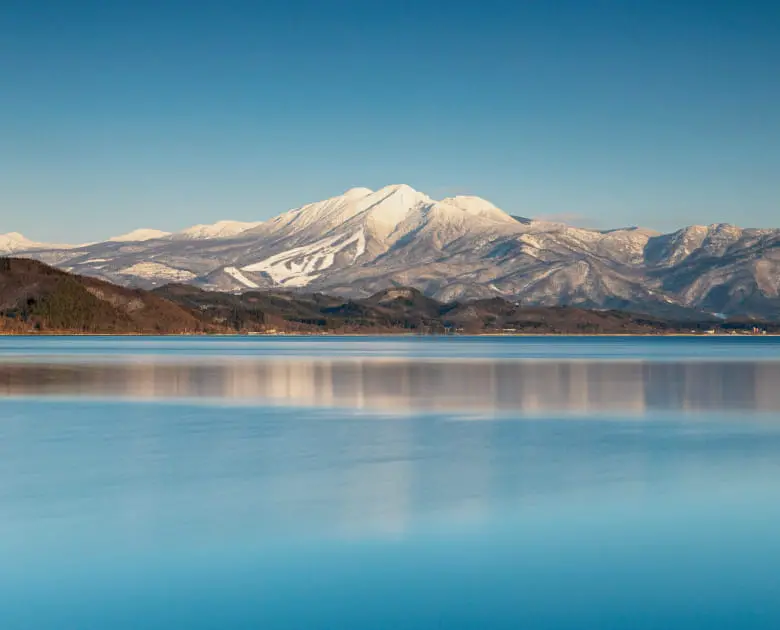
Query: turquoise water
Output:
[[2, 337, 780, 629]]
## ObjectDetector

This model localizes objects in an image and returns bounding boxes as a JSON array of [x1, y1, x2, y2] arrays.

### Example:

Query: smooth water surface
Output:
[[2, 336, 780, 629]]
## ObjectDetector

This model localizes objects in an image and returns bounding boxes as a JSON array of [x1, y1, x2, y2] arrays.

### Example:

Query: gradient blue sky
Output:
[[2, 0, 779, 242]]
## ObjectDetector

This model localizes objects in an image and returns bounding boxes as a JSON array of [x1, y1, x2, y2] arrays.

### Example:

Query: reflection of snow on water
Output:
[[1, 346, 780, 414]]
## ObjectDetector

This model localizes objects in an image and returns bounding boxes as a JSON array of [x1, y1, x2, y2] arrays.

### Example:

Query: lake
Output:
[[2, 336, 780, 629]]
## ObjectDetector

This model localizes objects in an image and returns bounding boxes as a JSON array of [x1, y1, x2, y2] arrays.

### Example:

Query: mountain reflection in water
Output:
[[2, 358, 779, 413]]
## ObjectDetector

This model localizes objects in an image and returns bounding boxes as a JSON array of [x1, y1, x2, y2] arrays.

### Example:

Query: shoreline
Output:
[[0, 331, 777, 338]]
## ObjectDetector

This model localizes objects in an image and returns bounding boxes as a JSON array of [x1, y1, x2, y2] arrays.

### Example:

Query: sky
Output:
[[1, 0, 779, 242]]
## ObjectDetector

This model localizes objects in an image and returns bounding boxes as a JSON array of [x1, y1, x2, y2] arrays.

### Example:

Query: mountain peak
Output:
[[359, 184, 432, 233], [1, 232, 27, 240], [0, 232, 35, 253], [342, 187, 374, 198], [109, 228, 171, 243], [441, 195, 516, 224], [175, 220, 263, 240], [375, 183, 419, 196], [707, 222, 740, 232], [368, 184, 432, 209]]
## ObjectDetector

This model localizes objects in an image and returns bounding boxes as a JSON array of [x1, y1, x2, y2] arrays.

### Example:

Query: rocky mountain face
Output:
[[8, 185, 780, 319]]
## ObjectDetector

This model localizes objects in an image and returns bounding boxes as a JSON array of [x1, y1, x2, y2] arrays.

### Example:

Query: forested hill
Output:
[[0, 258, 205, 334]]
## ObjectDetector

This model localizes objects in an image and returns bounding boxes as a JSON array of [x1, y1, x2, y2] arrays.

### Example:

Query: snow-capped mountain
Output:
[[0, 232, 76, 254], [0, 232, 42, 254], [7, 185, 780, 319], [106, 221, 263, 243]]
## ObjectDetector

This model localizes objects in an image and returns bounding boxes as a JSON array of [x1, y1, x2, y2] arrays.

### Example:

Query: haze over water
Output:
[[2, 336, 780, 629]]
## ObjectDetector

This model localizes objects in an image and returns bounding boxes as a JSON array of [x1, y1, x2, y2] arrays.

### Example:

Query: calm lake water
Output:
[[2, 336, 780, 629]]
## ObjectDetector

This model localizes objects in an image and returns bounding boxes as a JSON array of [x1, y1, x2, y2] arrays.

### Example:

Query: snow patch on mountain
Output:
[[224, 266, 260, 289], [118, 262, 196, 281], [242, 229, 366, 287]]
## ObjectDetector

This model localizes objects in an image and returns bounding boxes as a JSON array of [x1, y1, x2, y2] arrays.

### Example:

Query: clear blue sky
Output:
[[2, 0, 779, 242]]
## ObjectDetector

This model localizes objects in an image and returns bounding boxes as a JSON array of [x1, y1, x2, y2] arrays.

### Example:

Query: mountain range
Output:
[[5, 184, 779, 319], [2, 258, 773, 335]]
